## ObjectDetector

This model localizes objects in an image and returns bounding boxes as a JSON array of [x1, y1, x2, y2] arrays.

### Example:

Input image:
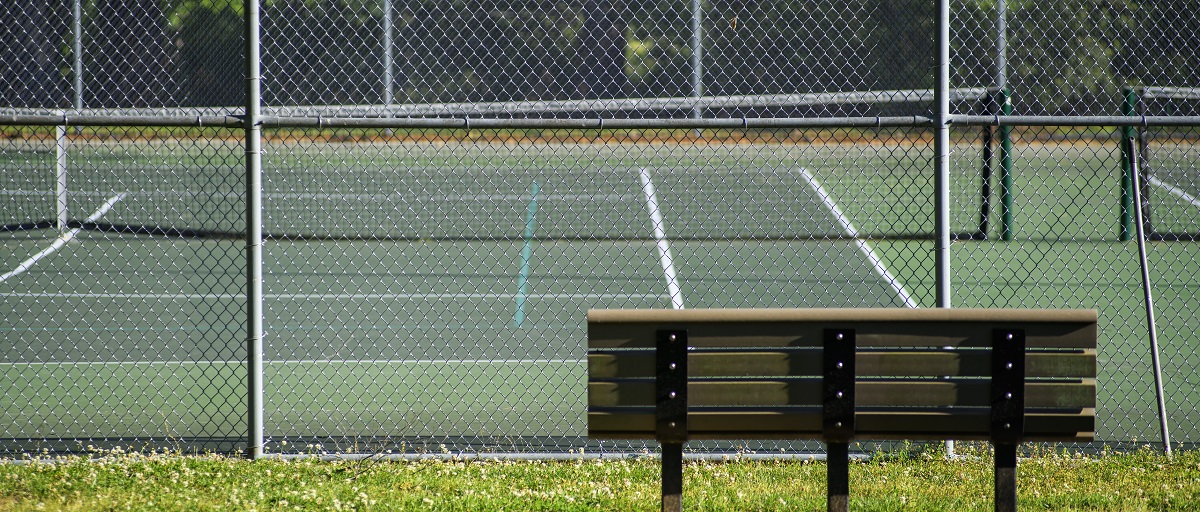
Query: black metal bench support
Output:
[[992, 328, 1025, 512], [826, 442, 851, 512], [824, 328, 856, 512], [657, 330, 688, 512]]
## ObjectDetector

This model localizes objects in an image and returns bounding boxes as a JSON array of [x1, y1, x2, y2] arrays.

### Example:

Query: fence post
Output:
[[690, 0, 703, 125], [935, 0, 951, 310], [72, 0, 83, 112], [245, 0, 265, 460], [383, 0, 393, 110]]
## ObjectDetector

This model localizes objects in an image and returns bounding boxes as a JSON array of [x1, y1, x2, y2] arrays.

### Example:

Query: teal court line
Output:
[[514, 181, 539, 327]]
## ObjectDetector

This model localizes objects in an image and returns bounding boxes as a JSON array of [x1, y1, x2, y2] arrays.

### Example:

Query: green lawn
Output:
[[2, 445, 1198, 511]]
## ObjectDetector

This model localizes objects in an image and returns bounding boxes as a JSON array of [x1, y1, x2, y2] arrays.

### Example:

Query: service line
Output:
[[638, 168, 685, 309]]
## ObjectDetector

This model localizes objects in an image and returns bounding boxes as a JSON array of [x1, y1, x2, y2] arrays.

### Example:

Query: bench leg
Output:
[[662, 442, 683, 512], [994, 443, 1017, 512], [827, 442, 850, 512]]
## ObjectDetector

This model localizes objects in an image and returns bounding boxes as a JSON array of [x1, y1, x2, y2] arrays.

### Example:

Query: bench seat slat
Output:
[[588, 350, 1096, 379], [588, 309, 1097, 350], [589, 379, 1096, 408], [589, 408, 1093, 442]]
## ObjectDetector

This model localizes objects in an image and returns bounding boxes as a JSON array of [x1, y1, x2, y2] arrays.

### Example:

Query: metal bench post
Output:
[[994, 443, 1018, 512], [824, 329, 856, 512], [657, 329, 688, 512], [992, 328, 1025, 512]]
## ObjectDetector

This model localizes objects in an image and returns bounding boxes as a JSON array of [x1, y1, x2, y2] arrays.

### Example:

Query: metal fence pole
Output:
[[996, 0, 1007, 91], [936, 0, 954, 459], [72, 0, 83, 111], [690, 0, 703, 125], [382, 0, 393, 109], [245, 0, 265, 460], [935, 0, 951, 308], [1127, 133, 1173, 457]]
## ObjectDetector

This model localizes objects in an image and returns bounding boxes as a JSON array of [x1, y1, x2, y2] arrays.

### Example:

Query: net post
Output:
[[1119, 87, 1136, 242], [999, 88, 1014, 241], [977, 90, 996, 240], [55, 124, 68, 233]]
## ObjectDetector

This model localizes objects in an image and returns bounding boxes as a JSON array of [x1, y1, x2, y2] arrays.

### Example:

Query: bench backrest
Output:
[[588, 308, 1097, 443]]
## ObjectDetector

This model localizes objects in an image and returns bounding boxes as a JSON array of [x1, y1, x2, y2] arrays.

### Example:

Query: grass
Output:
[[1, 445, 1199, 511]]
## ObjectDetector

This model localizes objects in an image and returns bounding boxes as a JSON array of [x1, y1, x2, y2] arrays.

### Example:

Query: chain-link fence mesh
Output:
[[2, 0, 1198, 456]]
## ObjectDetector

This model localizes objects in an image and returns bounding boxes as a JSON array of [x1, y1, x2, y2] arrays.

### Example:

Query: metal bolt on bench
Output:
[[587, 308, 1097, 512]]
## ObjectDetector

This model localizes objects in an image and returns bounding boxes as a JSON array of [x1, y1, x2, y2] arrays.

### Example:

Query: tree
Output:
[[86, 0, 174, 108], [574, 0, 629, 99], [0, 1, 69, 108], [169, 0, 245, 107]]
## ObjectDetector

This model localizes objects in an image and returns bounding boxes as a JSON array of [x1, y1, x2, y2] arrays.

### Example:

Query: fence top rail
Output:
[[950, 115, 1200, 127], [265, 88, 991, 117], [0, 88, 991, 121]]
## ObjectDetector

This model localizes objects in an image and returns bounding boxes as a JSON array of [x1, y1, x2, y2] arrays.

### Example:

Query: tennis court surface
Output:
[[3, 134, 1199, 452]]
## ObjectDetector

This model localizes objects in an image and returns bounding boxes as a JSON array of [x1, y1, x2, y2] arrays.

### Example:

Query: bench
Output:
[[587, 308, 1097, 512]]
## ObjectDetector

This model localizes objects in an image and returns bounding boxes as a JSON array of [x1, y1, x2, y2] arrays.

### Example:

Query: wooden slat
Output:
[[588, 408, 1093, 442], [588, 350, 1096, 379], [588, 309, 1096, 350], [589, 379, 1096, 408]]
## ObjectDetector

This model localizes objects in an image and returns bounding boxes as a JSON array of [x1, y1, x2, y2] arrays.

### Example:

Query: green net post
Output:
[[1118, 87, 1136, 242], [999, 88, 1014, 241]]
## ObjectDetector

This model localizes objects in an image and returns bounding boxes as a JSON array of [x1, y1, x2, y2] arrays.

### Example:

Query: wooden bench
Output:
[[587, 308, 1097, 512]]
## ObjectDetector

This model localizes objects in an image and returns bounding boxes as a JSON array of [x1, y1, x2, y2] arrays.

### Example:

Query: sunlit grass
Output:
[[2, 444, 1198, 511]]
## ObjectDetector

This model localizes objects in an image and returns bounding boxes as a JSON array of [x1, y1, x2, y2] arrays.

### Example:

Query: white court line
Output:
[[795, 168, 919, 309], [2, 292, 664, 300], [0, 359, 583, 366], [0, 193, 125, 284], [1146, 174, 1200, 209], [638, 168, 685, 309]]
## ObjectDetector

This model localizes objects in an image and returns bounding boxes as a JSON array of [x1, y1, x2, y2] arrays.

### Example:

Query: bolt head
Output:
[[669, 334, 677, 342], [669, 362, 677, 370], [836, 391, 844, 398], [836, 362, 844, 369], [836, 333, 844, 340], [669, 391, 677, 398]]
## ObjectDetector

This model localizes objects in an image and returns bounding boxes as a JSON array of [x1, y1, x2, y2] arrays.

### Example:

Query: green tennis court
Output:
[[3, 133, 1199, 451]]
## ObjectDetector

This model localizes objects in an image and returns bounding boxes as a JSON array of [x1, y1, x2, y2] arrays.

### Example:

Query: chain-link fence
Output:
[[2, 0, 1197, 457]]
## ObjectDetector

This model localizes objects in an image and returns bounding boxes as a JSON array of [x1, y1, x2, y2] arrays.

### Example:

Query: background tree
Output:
[[0, 1, 70, 108]]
